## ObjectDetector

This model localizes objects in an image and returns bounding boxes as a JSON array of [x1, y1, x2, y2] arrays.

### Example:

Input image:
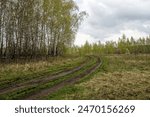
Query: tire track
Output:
[[0, 57, 91, 95], [0, 57, 87, 87], [26, 56, 101, 100]]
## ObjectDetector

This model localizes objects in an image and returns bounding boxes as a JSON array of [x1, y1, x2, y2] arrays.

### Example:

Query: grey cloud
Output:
[[75, 0, 150, 43]]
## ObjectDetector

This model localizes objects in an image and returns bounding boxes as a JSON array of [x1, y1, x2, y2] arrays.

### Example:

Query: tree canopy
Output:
[[0, 0, 86, 59]]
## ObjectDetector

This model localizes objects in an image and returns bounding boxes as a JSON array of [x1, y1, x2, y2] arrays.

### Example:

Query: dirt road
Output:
[[0, 56, 101, 100]]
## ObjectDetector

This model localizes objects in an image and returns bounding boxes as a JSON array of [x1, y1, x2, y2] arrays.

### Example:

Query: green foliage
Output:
[[69, 34, 150, 55], [0, 0, 86, 60]]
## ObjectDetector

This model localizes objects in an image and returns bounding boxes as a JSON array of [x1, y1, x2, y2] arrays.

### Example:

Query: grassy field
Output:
[[0, 55, 101, 99], [0, 56, 83, 81], [47, 54, 150, 100], [0, 54, 149, 100], [0, 56, 86, 99]]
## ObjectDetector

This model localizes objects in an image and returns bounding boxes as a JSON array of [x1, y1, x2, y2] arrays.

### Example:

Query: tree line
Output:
[[0, 0, 85, 59], [70, 34, 150, 55]]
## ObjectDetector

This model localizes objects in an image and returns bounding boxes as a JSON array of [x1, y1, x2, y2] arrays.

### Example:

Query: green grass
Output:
[[0, 56, 98, 99], [1, 54, 148, 100], [0, 56, 87, 89], [45, 57, 101, 100], [46, 54, 150, 100], [45, 68, 100, 100]]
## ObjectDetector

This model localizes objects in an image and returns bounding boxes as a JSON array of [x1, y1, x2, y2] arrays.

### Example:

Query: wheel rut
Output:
[[0, 58, 89, 95], [0, 56, 101, 100], [25, 57, 101, 100]]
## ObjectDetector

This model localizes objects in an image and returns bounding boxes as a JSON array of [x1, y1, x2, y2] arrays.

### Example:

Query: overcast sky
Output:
[[74, 0, 150, 46]]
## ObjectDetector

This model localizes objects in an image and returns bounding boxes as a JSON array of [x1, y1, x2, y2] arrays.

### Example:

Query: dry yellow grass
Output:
[[52, 54, 150, 100], [74, 71, 150, 100], [0, 57, 72, 73], [0, 57, 80, 80]]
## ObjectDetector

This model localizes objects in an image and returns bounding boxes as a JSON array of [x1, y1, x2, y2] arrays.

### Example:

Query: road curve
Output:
[[26, 56, 101, 100], [0, 56, 101, 100]]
